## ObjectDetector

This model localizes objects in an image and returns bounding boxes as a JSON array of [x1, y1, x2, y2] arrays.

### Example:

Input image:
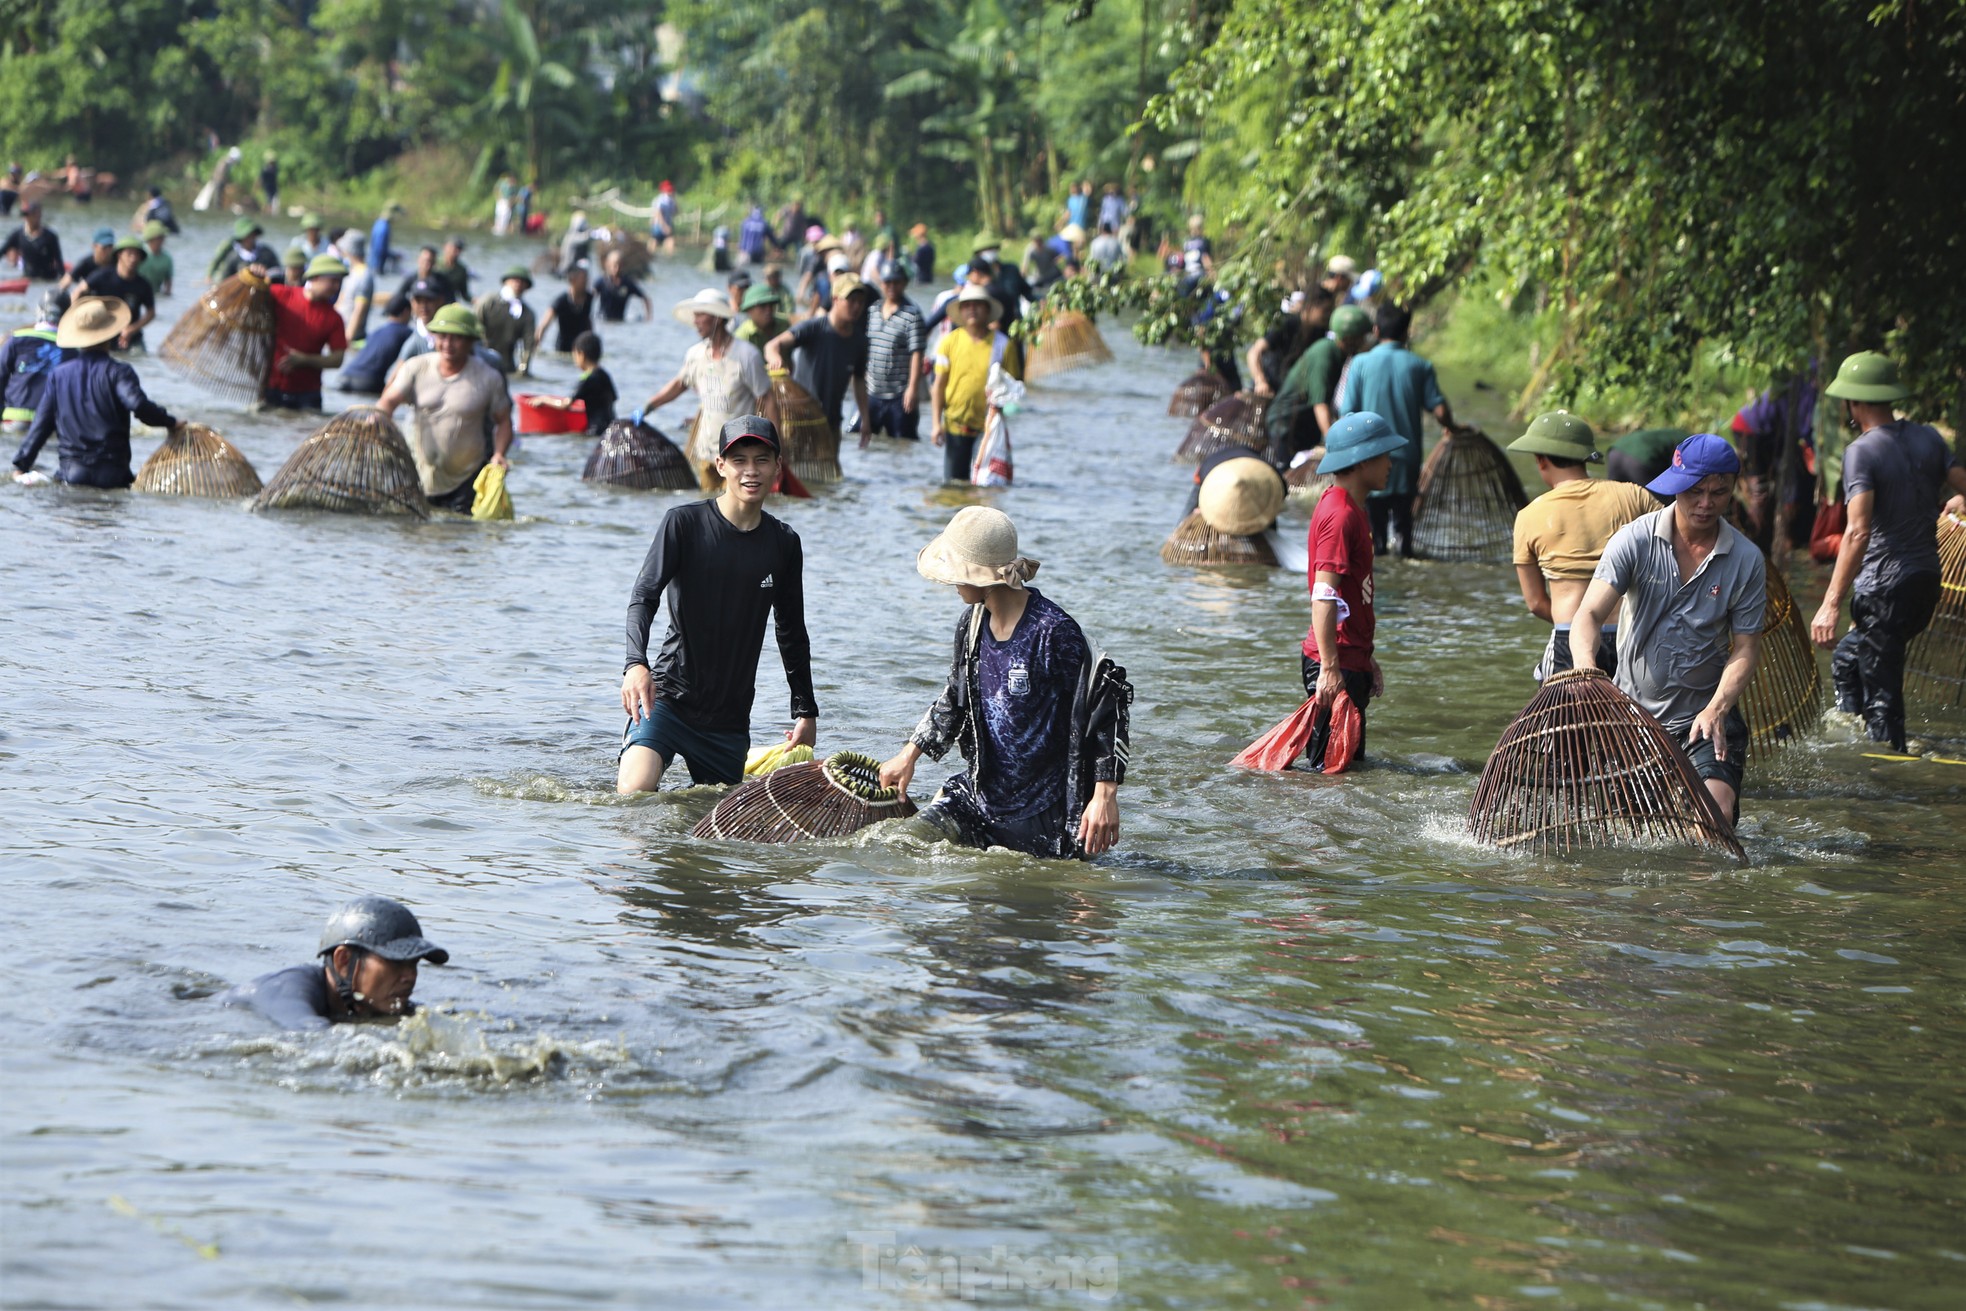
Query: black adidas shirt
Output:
[[625, 499, 818, 731]]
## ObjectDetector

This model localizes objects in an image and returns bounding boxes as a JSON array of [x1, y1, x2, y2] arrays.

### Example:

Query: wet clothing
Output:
[[861, 393, 919, 442], [1841, 420, 1956, 594], [735, 313, 789, 349], [473, 290, 535, 374], [392, 353, 511, 498], [220, 964, 333, 1031], [137, 248, 174, 294], [2, 226, 62, 280], [142, 197, 180, 234], [934, 327, 1008, 436], [13, 349, 177, 487], [265, 283, 347, 398], [1299, 657, 1373, 770], [788, 314, 868, 430], [1540, 626, 1619, 681], [984, 265, 1035, 330], [338, 320, 413, 393], [571, 367, 617, 435], [208, 238, 279, 282], [594, 275, 645, 322], [1681, 706, 1749, 796], [619, 698, 749, 786], [1302, 485, 1376, 673], [624, 499, 818, 734], [1268, 333, 1345, 462], [437, 258, 471, 300], [546, 290, 595, 353], [1341, 340, 1444, 501], [1, 328, 66, 423], [1832, 573, 1943, 752], [1513, 479, 1660, 582], [911, 593, 1131, 859], [866, 298, 925, 399], [675, 337, 770, 469], [1593, 508, 1766, 732]]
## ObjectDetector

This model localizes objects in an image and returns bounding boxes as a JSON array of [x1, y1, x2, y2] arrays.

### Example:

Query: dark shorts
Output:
[[1299, 656, 1374, 770], [620, 700, 748, 787], [861, 393, 920, 441], [1678, 706, 1748, 795], [942, 426, 978, 482], [1546, 626, 1618, 680], [426, 467, 486, 515], [920, 773, 1076, 860], [262, 387, 323, 410]]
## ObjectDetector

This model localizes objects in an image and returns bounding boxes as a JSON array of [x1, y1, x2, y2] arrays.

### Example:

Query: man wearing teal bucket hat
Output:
[[1508, 410, 1660, 679], [1299, 411, 1405, 769], [1808, 351, 1966, 751]]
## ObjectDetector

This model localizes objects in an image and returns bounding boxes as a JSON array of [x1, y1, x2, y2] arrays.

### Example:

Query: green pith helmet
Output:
[[232, 217, 262, 239], [501, 265, 532, 288], [971, 231, 1002, 257], [142, 220, 169, 241], [1330, 304, 1371, 340], [1508, 409, 1601, 463], [301, 213, 322, 229], [740, 283, 780, 311], [303, 254, 349, 280], [427, 302, 483, 339], [113, 235, 145, 253], [1824, 351, 1910, 403]]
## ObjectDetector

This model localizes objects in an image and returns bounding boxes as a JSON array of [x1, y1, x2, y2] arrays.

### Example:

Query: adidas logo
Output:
[[759, 574, 774, 589]]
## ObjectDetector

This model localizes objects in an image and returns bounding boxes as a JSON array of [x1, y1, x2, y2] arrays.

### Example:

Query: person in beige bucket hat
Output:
[[13, 296, 181, 488], [880, 507, 1131, 860]]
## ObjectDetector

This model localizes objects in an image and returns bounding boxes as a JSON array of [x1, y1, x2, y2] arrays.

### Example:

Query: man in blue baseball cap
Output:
[[1570, 433, 1767, 826], [1298, 411, 1406, 769]]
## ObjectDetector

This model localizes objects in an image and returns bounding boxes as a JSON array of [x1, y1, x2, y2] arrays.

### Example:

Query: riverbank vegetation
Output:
[[3, 0, 1959, 424]]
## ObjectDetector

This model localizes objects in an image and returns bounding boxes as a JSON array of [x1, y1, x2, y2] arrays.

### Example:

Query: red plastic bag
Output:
[[1230, 692, 1361, 774], [1810, 498, 1845, 563]]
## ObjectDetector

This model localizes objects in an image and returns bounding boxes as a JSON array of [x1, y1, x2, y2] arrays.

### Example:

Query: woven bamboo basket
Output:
[[158, 272, 277, 405], [133, 423, 262, 498], [252, 407, 428, 518], [581, 419, 697, 491], [768, 372, 842, 483], [1023, 311, 1113, 383], [1410, 428, 1527, 563], [1284, 446, 1333, 501], [590, 236, 653, 277], [1176, 392, 1270, 463], [1906, 513, 1966, 711], [1160, 508, 1279, 567], [1467, 668, 1745, 862], [1169, 370, 1230, 418], [1739, 567, 1824, 753], [691, 750, 916, 843]]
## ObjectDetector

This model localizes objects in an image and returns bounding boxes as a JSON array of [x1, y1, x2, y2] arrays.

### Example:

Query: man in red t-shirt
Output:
[[264, 254, 349, 410], [1301, 411, 1404, 769]]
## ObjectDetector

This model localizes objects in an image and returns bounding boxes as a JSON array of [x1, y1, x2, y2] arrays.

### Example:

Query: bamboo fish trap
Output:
[[1284, 446, 1333, 501], [691, 750, 916, 843], [1409, 428, 1527, 563], [1023, 310, 1112, 383], [581, 419, 698, 491], [252, 408, 429, 518], [158, 271, 276, 405], [1467, 668, 1746, 862], [768, 372, 842, 484], [1176, 392, 1269, 462], [1160, 508, 1279, 567], [1906, 513, 1966, 712], [1169, 370, 1230, 418], [133, 423, 262, 498], [1739, 567, 1824, 753]]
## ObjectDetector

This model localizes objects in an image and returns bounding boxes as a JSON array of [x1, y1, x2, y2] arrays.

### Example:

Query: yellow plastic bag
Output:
[[743, 743, 813, 776], [471, 462, 513, 520]]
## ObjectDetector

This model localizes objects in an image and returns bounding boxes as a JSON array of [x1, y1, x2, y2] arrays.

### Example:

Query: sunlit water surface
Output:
[[4, 210, 1963, 1310]]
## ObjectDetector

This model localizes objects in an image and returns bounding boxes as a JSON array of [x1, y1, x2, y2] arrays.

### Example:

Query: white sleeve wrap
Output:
[[1311, 581, 1351, 624]]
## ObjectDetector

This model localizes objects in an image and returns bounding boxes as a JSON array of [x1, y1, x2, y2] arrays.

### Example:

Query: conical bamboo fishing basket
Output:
[[1169, 370, 1229, 418], [1467, 669, 1745, 862], [581, 419, 697, 491], [1739, 567, 1824, 753], [691, 750, 916, 843], [1176, 392, 1269, 462], [1410, 428, 1527, 563], [1906, 513, 1966, 712], [1284, 446, 1333, 501], [1160, 509, 1279, 567], [768, 372, 842, 483], [158, 271, 276, 405], [133, 423, 262, 498], [1023, 310, 1112, 383], [252, 407, 428, 518]]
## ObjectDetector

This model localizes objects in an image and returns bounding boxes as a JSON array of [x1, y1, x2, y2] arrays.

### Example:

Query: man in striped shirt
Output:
[[859, 259, 925, 443]]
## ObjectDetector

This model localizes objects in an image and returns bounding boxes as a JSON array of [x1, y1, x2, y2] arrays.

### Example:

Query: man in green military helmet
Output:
[[1268, 299, 1372, 465], [1508, 411, 1662, 679], [1809, 351, 1966, 750], [474, 266, 537, 375], [208, 215, 277, 282], [377, 302, 515, 512]]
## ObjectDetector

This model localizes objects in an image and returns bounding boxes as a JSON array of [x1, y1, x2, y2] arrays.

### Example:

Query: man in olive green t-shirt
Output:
[[1269, 303, 1371, 466]]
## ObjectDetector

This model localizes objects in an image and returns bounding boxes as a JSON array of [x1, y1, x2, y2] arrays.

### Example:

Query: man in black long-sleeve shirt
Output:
[[618, 414, 819, 791], [13, 296, 177, 488]]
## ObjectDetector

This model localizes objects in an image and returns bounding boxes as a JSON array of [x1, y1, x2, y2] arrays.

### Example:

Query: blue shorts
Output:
[[619, 700, 748, 786], [861, 393, 920, 441]]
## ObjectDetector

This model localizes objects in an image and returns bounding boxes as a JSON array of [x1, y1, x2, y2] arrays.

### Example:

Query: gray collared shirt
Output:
[[1594, 507, 1766, 729]]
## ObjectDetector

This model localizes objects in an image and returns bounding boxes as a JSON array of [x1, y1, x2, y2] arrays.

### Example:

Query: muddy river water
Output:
[[3, 212, 1962, 1309]]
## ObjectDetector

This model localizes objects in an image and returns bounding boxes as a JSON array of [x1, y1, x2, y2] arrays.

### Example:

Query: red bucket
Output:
[[515, 393, 586, 435], [0, 278, 28, 296]]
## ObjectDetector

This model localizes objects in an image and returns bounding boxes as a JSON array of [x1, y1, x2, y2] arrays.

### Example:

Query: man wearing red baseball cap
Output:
[[1570, 433, 1767, 826], [617, 414, 819, 791]]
